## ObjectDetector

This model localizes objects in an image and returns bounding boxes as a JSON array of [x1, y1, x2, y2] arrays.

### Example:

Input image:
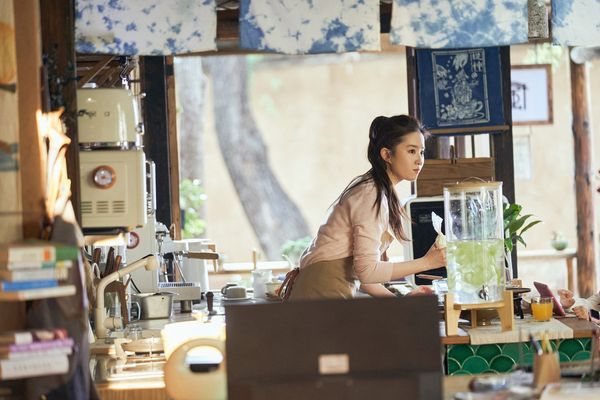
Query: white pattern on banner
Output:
[[75, 0, 217, 55], [390, 0, 528, 49], [239, 0, 380, 55], [552, 0, 600, 46]]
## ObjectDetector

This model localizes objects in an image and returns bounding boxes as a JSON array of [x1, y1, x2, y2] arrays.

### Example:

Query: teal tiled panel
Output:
[[446, 338, 592, 375]]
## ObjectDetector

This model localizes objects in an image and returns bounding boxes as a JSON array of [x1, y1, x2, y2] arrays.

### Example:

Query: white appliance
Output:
[[77, 88, 147, 230], [126, 214, 170, 292], [79, 149, 147, 229], [77, 88, 143, 148]]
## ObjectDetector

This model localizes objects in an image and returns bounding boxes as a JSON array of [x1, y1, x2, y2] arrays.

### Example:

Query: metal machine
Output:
[[78, 88, 147, 230]]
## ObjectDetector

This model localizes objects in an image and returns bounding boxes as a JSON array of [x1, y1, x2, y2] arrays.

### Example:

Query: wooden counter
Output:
[[96, 380, 166, 400], [441, 316, 598, 345]]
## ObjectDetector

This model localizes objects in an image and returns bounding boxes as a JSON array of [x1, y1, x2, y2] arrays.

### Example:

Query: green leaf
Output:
[[521, 220, 542, 234], [507, 217, 527, 233], [502, 202, 541, 251]]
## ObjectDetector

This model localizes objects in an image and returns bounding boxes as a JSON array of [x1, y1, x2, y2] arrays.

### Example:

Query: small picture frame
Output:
[[510, 64, 553, 125]]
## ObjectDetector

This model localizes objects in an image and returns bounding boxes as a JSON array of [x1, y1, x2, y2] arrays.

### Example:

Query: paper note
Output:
[[431, 212, 446, 249]]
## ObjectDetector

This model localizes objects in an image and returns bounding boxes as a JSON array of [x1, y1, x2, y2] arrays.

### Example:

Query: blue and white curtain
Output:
[[75, 0, 217, 55], [390, 0, 528, 48], [239, 0, 380, 54], [552, 0, 600, 46]]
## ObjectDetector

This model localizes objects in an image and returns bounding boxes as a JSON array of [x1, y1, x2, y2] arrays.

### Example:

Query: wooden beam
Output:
[[140, 56, 172, 227], [493, 47, 516, 205], [39, 0, 81, 224], [77, 55, 114, 88], [165, 56, 181, 240], [494, 46, 517, 278], [14, 0, 44, 239], [569, 58, 597, 298]]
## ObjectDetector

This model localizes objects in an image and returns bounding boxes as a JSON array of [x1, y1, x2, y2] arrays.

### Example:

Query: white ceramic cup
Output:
[[265, 281, 281, 295], [223, 286, 247, 299]]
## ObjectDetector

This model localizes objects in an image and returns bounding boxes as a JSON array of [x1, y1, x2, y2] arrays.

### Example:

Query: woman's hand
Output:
[[573, 305, 590, 320], [422, 243, 446, 269], [558, 289, 575, 309], [407, 286, 434, 296]]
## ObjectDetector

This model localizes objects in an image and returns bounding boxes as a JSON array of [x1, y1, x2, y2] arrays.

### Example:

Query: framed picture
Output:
[[510, 64, 553, 125], [416, 47, 508, 135]]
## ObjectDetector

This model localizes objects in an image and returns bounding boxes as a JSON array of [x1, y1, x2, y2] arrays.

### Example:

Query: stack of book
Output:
[[0, 242, 79, 300], [0, 328, 72, 380]]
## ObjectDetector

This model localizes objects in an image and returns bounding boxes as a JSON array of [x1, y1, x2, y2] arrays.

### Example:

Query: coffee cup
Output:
[[221, 283, 238, 295], [265, 281, 281, 296], [223, 286, 247, 299]]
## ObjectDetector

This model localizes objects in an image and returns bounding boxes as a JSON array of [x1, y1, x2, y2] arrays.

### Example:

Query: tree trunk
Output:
[[570, 58, 597, 298], [175, 57, 207, 235], [203, 56, 310, 259], [175, 57, 206, 182]]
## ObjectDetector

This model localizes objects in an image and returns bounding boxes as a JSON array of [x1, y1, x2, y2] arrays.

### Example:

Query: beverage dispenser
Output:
[[443, 182, 505, 304]]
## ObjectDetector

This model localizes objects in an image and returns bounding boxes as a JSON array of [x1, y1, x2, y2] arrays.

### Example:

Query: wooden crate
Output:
[[416, 158, 495, 197]]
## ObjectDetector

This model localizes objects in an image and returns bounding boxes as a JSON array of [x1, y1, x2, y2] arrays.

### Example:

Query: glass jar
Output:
[[444, 182, 504, 304]]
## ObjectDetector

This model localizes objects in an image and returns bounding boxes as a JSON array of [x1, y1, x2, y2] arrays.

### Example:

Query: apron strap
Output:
[[277, 267, 300, 301]]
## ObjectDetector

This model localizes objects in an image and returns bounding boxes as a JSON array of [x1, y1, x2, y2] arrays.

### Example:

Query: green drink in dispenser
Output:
[[444, 182, 505, 304]]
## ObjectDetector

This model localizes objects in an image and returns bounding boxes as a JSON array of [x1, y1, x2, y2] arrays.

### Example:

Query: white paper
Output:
[[431, 212, 446, 249]]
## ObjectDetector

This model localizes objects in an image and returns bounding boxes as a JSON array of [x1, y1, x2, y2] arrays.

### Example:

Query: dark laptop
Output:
[[225, 296, 442, 400]]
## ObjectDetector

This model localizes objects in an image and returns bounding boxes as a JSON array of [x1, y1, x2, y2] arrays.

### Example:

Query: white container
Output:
[[252, 270, 272, 299]]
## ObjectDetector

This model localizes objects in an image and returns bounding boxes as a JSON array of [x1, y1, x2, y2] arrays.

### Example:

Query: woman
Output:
[[281, 115, 446, 301]]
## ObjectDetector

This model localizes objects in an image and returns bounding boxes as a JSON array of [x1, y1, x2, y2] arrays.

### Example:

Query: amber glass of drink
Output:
[[531, 297, 553, 321]]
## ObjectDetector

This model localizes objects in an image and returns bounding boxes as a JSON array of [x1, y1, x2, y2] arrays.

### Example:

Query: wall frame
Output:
[[510, 64, 553, 125]]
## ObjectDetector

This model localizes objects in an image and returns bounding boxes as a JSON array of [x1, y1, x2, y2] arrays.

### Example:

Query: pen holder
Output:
[[533, 352, 560, 390]]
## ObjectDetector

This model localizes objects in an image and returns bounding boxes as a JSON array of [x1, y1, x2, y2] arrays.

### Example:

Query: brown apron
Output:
[[284, 256, 356, 301], [279, 231, 395, 301]]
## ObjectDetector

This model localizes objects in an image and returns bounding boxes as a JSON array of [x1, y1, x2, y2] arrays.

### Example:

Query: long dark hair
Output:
[[338, 115, 429, 241]]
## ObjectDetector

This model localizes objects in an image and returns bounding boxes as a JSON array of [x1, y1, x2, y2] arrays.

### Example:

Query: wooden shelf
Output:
[[0, 285, 76, 301]]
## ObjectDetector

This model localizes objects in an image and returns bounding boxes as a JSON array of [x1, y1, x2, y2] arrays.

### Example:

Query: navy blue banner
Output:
[[417, 47, 506, 133]]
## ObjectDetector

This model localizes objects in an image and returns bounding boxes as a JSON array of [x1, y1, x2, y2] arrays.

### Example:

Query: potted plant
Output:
[[503, 202, 542, 280]]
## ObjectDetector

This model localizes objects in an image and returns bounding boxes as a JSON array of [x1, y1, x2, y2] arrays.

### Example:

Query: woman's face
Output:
[[382, 131, 425, 185]]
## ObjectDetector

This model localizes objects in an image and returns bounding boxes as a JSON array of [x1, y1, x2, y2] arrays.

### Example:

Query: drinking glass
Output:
[[531, 297, 553, 321]]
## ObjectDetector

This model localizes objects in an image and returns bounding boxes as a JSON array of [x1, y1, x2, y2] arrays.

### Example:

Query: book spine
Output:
[[3, 246, 55, 263], [0, 259, 74, 271], [0, 354, 69, 380], [0, 332, 33, 346], [0, 267, 69, 282], [0, 280, 58, 292], [3, 338, 73, 354], [3, 346, 72, 360]]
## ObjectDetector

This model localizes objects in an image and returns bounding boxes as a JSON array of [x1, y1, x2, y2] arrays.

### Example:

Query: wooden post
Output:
[[14, 0, 44, 239], [39, 0, 81, 224], [165, 56, 181, 239], [495, 46, 518, 278], [569, 58, 597, 298]]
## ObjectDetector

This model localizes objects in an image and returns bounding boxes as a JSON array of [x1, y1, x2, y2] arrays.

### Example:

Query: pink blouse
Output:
[[299, 180, 396, 284]]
